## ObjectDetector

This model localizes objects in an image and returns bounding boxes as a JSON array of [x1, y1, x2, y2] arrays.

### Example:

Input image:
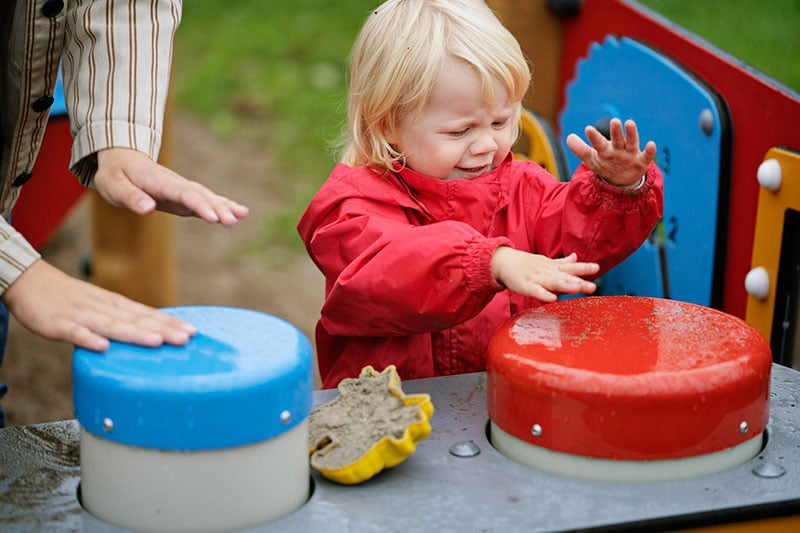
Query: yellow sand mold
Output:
[[308, 365, 433, 485]]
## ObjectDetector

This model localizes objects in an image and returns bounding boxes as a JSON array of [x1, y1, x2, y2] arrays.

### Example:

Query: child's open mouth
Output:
[[457, 165, 490, 176]]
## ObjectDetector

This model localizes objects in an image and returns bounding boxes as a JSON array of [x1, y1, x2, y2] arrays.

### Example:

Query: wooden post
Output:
[[486, 0, 564, 125], [89, 102, 178, 308]]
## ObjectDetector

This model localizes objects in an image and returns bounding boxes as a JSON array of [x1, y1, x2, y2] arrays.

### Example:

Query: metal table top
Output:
[[1, 364, 798, 532]]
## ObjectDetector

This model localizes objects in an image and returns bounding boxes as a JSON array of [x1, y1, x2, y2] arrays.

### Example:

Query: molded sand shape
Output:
[[309, 365, 434, 484]]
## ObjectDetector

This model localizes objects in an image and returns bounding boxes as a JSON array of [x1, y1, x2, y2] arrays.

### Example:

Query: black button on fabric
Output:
[[12, 171, 33, 187], [32, 95, 55, 112], [41, 0, 64, 18]]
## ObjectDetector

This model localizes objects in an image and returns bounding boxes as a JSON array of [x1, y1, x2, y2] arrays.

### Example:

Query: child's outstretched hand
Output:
[[566, 118, 656, 187], [491, 248, 599, 302]]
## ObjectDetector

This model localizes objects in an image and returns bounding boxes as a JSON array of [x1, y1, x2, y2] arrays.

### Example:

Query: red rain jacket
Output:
[[298, 155, 663, 388]]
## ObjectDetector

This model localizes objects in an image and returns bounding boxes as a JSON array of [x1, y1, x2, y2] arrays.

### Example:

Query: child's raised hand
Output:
[[491, 248, 599, 302], [566, 118, 656, 187]]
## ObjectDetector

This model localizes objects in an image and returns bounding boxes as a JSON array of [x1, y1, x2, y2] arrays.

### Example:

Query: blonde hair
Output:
[[340, 0, 531, 173]]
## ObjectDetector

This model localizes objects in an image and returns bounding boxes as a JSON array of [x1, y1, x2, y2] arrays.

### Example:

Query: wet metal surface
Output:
[[1, 365, 799, 532], [487, 297, 773, 460]]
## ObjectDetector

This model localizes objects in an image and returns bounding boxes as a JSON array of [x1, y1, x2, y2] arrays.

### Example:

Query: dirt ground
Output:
[[0, 112, 325, 427]]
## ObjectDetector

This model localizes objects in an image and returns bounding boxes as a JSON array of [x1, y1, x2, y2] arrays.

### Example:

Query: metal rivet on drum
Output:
[[531, 424, 543, 437], [102, 418, 114, 432], [739, 421, 749, 434], [280, 410, 292, 424], [449, 440, 481, 458]]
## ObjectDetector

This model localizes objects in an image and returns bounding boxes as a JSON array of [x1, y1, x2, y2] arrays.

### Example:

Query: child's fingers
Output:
[[543, 275, 597, 296], [624, 119, 640, 150], [524, 283, 559, 303], [643, 140, 657, 160], [559, 260, 600, 277], [609, 119, 625, 149], [566, 133, 593, 160], [585, 125, 611, 150]]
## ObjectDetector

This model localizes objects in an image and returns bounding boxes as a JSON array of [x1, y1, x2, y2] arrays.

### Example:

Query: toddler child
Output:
[[298, 0, 663, 388]]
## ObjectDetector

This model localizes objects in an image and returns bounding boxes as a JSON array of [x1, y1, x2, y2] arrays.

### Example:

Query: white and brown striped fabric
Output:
[[0, 0, 180, 292]]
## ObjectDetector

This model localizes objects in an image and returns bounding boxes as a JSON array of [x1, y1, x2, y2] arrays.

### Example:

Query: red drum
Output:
[[487, 296, 772, 481]]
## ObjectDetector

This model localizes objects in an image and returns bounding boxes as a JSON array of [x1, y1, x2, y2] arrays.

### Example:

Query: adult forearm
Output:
[[62, 0, 182, 185]]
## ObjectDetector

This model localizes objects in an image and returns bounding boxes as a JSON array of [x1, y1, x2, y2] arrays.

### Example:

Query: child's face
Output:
[[390, 57, 517, 180]]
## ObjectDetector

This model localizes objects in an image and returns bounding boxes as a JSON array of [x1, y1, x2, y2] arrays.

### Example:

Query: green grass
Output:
[[173, 1, 799, 255], [174, 0, 373, 251], [637, 0, 800, 91]]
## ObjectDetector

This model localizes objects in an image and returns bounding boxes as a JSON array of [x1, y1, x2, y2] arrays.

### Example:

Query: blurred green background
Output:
[[173, 0, 800, 254]]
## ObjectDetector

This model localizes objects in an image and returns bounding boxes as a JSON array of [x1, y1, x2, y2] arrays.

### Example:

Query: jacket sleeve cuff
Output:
[[577, 161, 660, 211], [0, 220, 42, 295], [463, 236, 514, 297], [599, 174, 646, 189], [70, 121, 163, 187]]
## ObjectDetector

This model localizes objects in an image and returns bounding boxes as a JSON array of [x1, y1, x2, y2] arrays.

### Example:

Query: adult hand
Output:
[[2, 260, 196, 352], [566, 118, 656, 187], [93, 147, 249, 226]]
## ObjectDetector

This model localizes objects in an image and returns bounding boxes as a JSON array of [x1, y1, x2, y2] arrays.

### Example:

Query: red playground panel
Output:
[[11, 116, 87, 251], [556, 0, 800, 320]]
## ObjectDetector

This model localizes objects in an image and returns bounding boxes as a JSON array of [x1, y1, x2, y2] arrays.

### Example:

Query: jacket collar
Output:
[[390, 153, 513, 227]]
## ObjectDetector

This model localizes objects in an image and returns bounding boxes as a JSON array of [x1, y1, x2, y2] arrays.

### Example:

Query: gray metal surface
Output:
[[1, 365, 798, 532]]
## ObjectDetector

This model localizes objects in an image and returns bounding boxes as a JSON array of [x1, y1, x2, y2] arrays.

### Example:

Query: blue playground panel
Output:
[[559, 36, 730, 307]]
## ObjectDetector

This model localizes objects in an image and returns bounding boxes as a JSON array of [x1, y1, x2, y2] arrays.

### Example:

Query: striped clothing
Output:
[[0, 0, 181, 292]]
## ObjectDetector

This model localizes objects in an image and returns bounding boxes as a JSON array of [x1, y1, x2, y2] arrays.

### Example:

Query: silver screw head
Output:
[[449, 440, 481, 458], [102, 418, 114, 432], [753, 461, 786, 478], [280, 410, 292, 424], [699, 108, 715, 135], [531, 424, 543, 437]]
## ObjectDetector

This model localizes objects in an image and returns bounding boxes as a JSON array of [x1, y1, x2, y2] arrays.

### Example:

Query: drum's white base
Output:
[[490, 421, 762, 483], [80, 419, 309, 532]]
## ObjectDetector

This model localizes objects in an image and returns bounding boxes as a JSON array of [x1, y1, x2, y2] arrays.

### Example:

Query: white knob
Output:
[[757, 159, 782, 191], [744, 267, 770, 300]]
